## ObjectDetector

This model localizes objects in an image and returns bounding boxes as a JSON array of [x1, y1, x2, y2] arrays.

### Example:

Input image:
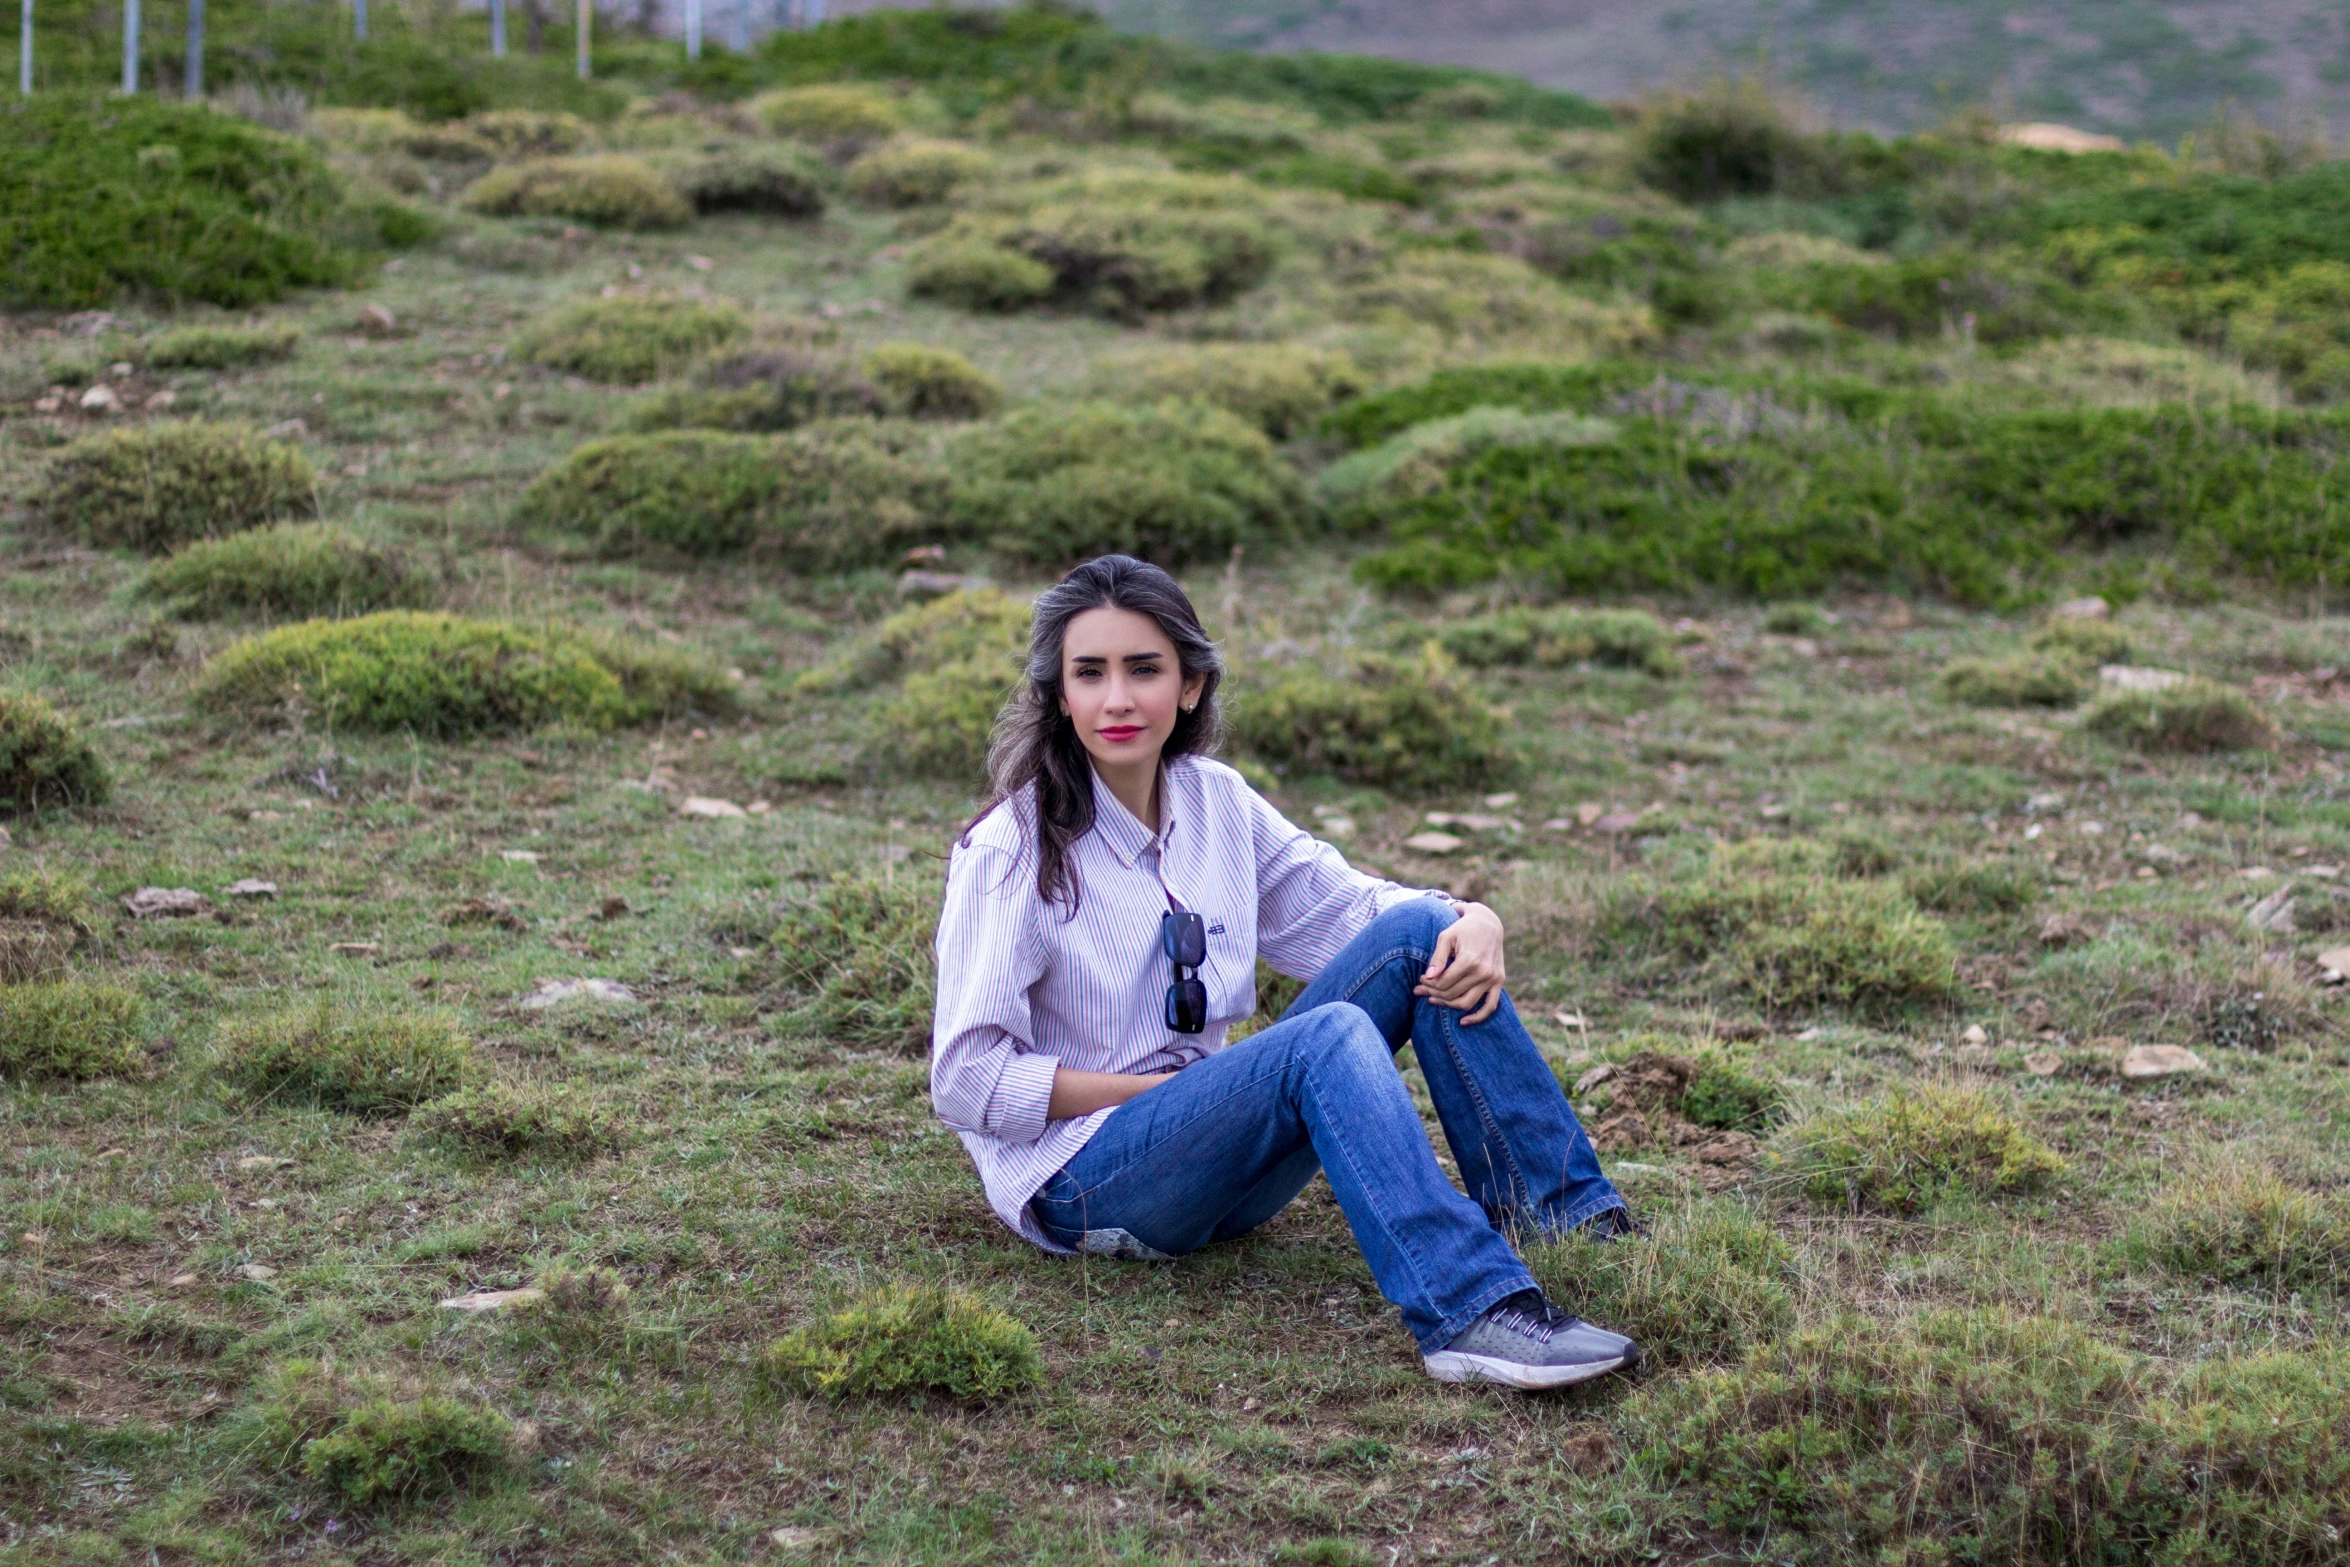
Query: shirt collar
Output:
[[1088, 761, 1181, 869]]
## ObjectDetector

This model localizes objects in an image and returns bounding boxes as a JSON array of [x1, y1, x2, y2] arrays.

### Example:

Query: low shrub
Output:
[[463, 109, 592, 160], [1803, 249, 2104, 346], [2083, 677, 2278, 753], [1776, 1084, 2065, 1212], [0, 868, 99, 982], [2137, 1152, 2345, 1290], [952, 400, 1309, 566], [1529, 1198, 1794, 1366], [0, 981, 143, 1080], [513, 296, 748, 383], [845, 137, 990, 206], [910, 183, 1277, 320], [1631, 74, 1824, 204], [301, 1392, 513, 1506], [0, 691, 110, 814], [2029, 616, 2131, 664], [1760, 602, 1831, 635], [754, 83, 906, 140], [516, 422, 950, 571], [1903, 859, 2039, 916], [42, 421, 316, 552], [409, 1083, 625, 1161], [670, 145, 826, 218], [1939, 653, 2091, 708], [873, 587, 1033, 675], [1438, 606, 1679, 676], [147, 321, 303, 370], [1317, 408, 1617, 519], [215, 1003, 480, 1114], [761, 1283, 1042, 1402], [865, 343, 1001, 420], [1085, 343, 1362, 439], [628, 348, 884, 433], [1227, 645, 1513, 793], [1339, 251, 1655, 351], [562, 626, 742, 724], [1625, 1310, 2350, 1563], [139, 523, 425, 620], [769, 872, 942, 1050], [460, 156, 691, 230], [906, 238, 1057, 312], [870, 657, 1018, 781], [1681, 1054, 1782, 1131]]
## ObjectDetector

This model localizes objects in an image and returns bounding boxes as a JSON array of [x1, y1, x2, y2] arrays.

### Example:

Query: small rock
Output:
[[679, 796, 748, 819], [769, 1527, 827, 1555], [747, 800, 773, 814], [2050, 596, 2110, 621], [1553, 1011, 1587, 1030], [354, 303, 398, 337], [1450, 813, 1518, 833], [2120, 1044, 2206, 1080], [2247, 886, 2298, 935], [1960, 1024, 1988, 1046], [124, 886, 210, 919], [900, 545, 948, 568], [1482, 792, 1520, 808], [896, 568, 975, 600], [261, 417, 308, 440], [235, 1262, 278, 1282], [1692, 1130, 1758, 1167], [1402, 831, 1464, 855], [77, 383, 119, 411], [439, 1287, 546, 1313], [2318, 944, 2350, 976], [520, 976, 637, 1009], [599, 895, 630, 920], [1573, 1063, 1617, 1095], [144, 388, 176, 409], [327, 941, 380, 957], [1574, 802, 1605, 826], [500, 849, 543, 863], [2099, 664, 2188, 693], [2023, 1050, 2063, 1077], [224, 878, 279, 898], [2037, 913, 2094, 949], [1592, 811, 1644, 834], [32, 394, 60, 413], [235, 1155, 293, 1172], [167, 1272, 200, 1289], [684, 254, 715, 271]]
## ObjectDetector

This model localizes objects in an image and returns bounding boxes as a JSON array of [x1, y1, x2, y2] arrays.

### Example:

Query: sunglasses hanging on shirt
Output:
[[1161, 909, 1207, 1034]]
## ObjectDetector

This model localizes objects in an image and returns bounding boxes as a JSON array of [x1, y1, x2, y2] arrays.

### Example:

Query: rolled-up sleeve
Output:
[[930, 843, 1056, 1145], [1247, 786, 1448, 981]]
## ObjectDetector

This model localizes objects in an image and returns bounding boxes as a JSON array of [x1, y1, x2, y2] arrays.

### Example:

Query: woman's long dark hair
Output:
[[966, 555, 1225, 914]]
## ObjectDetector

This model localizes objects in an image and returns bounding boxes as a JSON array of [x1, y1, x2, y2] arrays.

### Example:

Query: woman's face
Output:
[[1059, 606, 1205, 774]]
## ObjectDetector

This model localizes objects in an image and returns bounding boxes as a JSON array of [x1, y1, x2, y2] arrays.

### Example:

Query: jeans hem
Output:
[[1417, 1270, 1540, 1355]]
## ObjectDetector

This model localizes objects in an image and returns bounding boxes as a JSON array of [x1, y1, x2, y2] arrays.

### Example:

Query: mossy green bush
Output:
[[409, 1083, 626, 1161], [215, 1003, 481, 1114], [461, 155, 690, 230], [1903, 859, 2039, 916], [1778, 1084, 2065, 1212], [845, 137, 990, 206], [1625, 1310, 2350, 1564], [754, 83, 906, 140], [1227, 645, 1512, 792], [139, 523, 426, 620], [1086, 343, 1362, 439], [1939, 653, 2091, 708], [513, 296, 748, 383], [2029, 616, 2131, 664], [870, 658, 1018, 780], [1681, 1053, 1782, 1131], [0, 97, 358, 310], [627, 349, 884, 434], [0, 981, 143, 1081], [865, 343, 1002, 420], [1530, 1198, 1794, 1367], [1317, 407, 1617, 520], [516, 422, 949, 571], [761, 1284, 1041, 1402], [2137, 1153, 2345, 1290], [0, 868, 100, 983], [855, 589, 1030, 777], [2084, 677, 2277, 753], [906, 238, 1057, 312], [874, 587, 1033, 674], [42, 421, 316, 552], [463, 108, 592, 159], [952, 400, 1308, 566], [147, 321, 303, 370], [560, 626, 741, 723], [0, 691, 110, 815], [1438, 605, 1679, 676], [769, 872, 942, 1051], [252, 1361, 513, 1507], [671, 145, 826, 218]]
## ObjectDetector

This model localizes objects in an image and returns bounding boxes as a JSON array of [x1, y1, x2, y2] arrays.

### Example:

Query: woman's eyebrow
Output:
[[1067, 651, 1169, 666]]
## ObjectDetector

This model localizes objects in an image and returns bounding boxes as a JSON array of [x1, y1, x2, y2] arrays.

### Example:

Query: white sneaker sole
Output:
[[1422, 1348, 1636, 1390]]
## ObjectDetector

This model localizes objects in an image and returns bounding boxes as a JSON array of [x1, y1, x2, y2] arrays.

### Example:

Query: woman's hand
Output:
[[1416, 901, 1507, 1025]]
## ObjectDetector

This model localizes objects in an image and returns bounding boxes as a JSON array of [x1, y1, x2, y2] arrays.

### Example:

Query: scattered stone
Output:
[[2247, 886, 2298, 935], [1482, 792, 1520, 808], [167, 1271, 200, 1289], [96, 1147, 127, 1158], [235, 1262, 278, 1282], [2241, 866, 2276, 880], [679, 796, 748, 819], [447, 897, 528, 932], [897, 569, 977, 600], [144, 388, 177, 409], [1553, 1011, 1587, 1030], [2318, 945, 2350, 984], [354, 303, 399, 337], [328, 941, 380, 957], [520, 976, 637, 1008], [1402, 831, 1464, 855], [235, 1156, 293, 1173], [439, 1287, 545, 1313], [2099, 665, 2188, 693], [769, 1527, 828, 1555], [2036, 913, 2094, 949], [1572, 1062, 1616, 1095], [2023, 1051, 2063, 1077], [261, 417, 308, 440], [500, 849, 543, 863], [1592, 811, 1644, 834], [2120, 1044, 2206, 1080], [747, 800, 773, 814], [1574, 802, 1605, 827], [124, 886, 209, 918], [684, 254, 715, 271], [1960, 1024, 1989, 1046], [2049, 595, 2111, 620], [1691, 1130, 1757, 1166], [224, 878, 278, 898], [77, 383, 119, 411]]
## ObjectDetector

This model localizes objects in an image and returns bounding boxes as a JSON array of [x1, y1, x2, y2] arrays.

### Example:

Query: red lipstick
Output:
[[1098, 725, 1146, 743]]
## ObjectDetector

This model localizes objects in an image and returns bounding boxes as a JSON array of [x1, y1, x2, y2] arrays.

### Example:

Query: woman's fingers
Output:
[[1419, 926, 1459, 985], [1461, 985, 1503, 1025]]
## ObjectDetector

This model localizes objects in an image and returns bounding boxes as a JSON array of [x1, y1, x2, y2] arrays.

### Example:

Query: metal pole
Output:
[[684, 0, 697, 61], [19, 0, 31, 95], [573, 0, 586, 77], [353, 0, 365, 42], [489, 0, 504, 55], [726, 0, 743, 54], [804, 0, 821, 24], [183, 0, 200, 96], [120, 0, 137, 91]]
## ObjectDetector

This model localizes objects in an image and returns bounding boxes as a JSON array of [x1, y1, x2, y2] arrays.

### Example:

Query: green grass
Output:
[[147, 321, 305, 370], [762, 1284, 1043, 1402], [513, 295, 749, 384], [0, 690, 110, 815], [214, 1002, 481, 1112], [41, 421, 318, 553], [1778, 1084, 2067, 1212], [138, 523, 428, 620], [0, 980, 143, 1079]]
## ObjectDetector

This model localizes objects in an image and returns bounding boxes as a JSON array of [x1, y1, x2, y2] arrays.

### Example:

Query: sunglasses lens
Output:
[[1162, 911, 1207, 967], [1166, 978, 1208, 1034]]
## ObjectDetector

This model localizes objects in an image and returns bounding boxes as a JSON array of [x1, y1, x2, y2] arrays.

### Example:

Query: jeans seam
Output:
[[1297, 1062, 1460, 1341], [1432, 1005, 1538, 1215]]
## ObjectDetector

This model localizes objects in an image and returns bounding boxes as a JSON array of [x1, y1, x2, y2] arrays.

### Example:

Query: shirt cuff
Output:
[[985, 1049, 1061, 1146]]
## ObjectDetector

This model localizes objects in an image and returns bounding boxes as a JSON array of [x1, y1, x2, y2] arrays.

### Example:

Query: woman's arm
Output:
[[1048, 1067, 1173, 1119]]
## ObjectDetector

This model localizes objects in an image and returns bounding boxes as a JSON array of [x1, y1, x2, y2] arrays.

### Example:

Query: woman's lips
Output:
[[1097, 725, 1147, 743]]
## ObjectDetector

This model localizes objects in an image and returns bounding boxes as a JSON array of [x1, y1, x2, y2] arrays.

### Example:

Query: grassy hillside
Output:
[[4, 9, 2350, 1564]]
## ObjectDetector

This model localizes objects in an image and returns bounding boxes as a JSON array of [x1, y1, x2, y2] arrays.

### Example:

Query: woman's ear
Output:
[[1180, 672, 1206, 713]]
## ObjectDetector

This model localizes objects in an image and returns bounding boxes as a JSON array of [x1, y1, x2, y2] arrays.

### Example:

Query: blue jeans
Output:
[[1031, 899, 1626, 1351]]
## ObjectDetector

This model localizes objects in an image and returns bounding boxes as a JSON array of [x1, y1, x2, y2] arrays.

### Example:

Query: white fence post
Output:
[[19, 0, 31, 95], [183, 0, 200, 96], [121, 0, 138, 92], [490, 0, 505, 56], [574, 0, 587, 77]]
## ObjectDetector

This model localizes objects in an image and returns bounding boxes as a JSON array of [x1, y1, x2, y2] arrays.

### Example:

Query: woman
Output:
[[931, 555, 1641, 1390]]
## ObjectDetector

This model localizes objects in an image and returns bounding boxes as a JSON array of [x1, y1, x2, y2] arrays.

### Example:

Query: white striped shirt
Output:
[[931, 754, 1443, 1251]]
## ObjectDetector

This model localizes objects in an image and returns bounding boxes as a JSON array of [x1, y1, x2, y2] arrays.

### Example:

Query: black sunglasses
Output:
[[1162, 910, 1207, 1034]]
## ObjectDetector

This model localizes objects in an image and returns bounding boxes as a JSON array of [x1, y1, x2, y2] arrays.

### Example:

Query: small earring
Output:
[[1182, 704, 1195, 713]]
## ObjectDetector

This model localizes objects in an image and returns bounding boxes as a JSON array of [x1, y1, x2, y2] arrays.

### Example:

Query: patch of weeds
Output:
[[2084, 677, 2278, 753], [1270, 1540, 1376, 1567], [119, 1302, 245, 1359], [1229, 644, 1512, 793], [513, 295, 749, 384], [1085, 342, 1362, 439], [1760, 602, 1831, 635], [301, 1391, 513, 1506], [0, 692, 110, 814], [754, 83, 906, 139], [41, 421, 317, 552], [1939, 653, 2092, 708], [215, 1003, 480, 1114], [671, 145, 827, 218], [409, 1083, 625, 1160], [2135, 1151, 2346, 1291], [0, 981, 143, 1080], [1529, 1198, 1795, 1366], [1775, 1084, 2065, 1212], [147, 321, 303, 370], [1903, 859, 2039, 916], [846, 137, 990, 206], [865, 343, 1001, 420], [2029, 617, 2131, 664], [1438, 605, 1680, 676], [1681, 1055, 1781, 1131], [0, 867, 99, 981], [138, 523, 426, 620], [461, 156, 691, 230], [760, 1283, 1042, 1402], [905, 237, 1057, 311], [769, 872, 941, 1051], [627, 348, 884, 434], [869, 658, 1017, 780], [911, 184, 1276, 320]]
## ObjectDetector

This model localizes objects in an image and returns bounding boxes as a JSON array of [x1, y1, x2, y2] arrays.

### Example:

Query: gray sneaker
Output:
[[1423, 1290, 1639, 1390]]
